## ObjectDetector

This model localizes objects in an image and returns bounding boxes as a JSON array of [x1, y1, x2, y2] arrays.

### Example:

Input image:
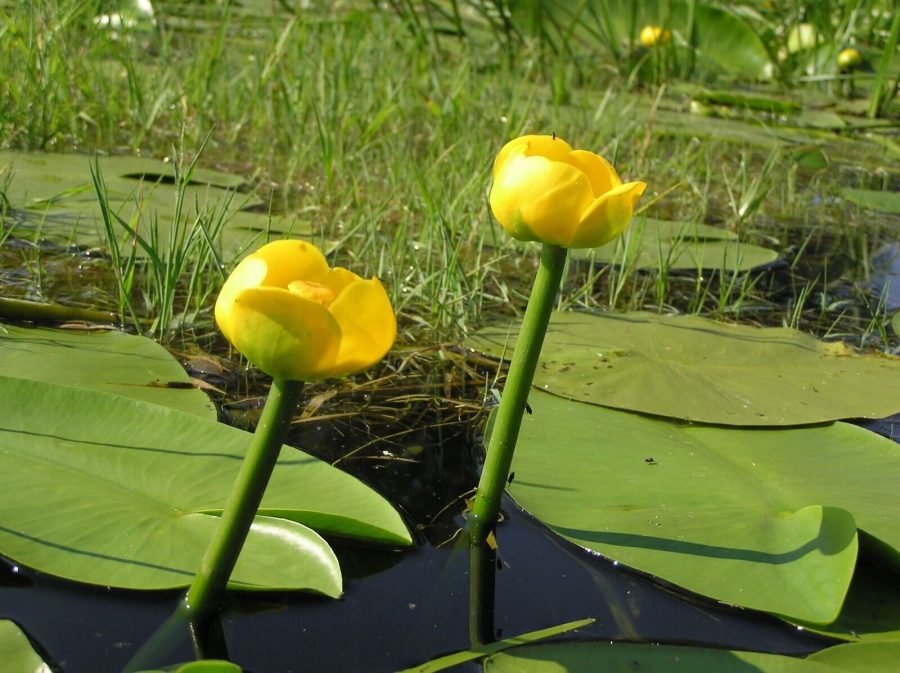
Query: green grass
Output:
[[0, 0, 898, 353]]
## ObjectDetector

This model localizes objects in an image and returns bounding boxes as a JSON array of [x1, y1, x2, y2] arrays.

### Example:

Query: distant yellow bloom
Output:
[[639, 25, 671, 48], [837, 47, 862, 70], [215, 240, 395, 381], [489, 134, 646, 249]]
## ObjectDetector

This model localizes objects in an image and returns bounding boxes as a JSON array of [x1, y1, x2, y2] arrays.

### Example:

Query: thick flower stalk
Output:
[[489, 135, 646, 249], [469, 135, 644, 546], [185, 240, 396, 623]]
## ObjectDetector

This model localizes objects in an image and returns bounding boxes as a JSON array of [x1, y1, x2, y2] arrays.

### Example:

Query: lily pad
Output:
[[809, 642, 900, 671], [484, 641, 837, 673], [0, 323, 216, 418], [842, 189, 900, 215], [795, 542, 900, 642], [0, 374, 411, 591], [572, 217, 778, 272], [0, 620, 51, 673], [0, 150, 310, 258], [467, 311, 900, 426], [505, 389, 900, 623], [136, 662, 243, 673], [395, 618, 594, 673]]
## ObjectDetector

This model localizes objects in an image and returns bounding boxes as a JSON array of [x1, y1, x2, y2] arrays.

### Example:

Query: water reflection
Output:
[[1, 492, 836, 672]]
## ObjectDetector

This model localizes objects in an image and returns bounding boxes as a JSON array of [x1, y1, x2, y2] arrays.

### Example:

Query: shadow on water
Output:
[[0, 490, 834, 673]]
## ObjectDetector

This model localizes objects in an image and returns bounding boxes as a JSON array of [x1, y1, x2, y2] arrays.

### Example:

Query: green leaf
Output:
[[842, 189, 900, 215], [173, 663, 243, 673], [686, 3, 773, 79], [795, 543, 900, 641], [396, 618, 594, 673], [0, 323, 216, 418], [135, 661, 244, 673], [483, 641, 838, 673], [0, 374, 411, 591], [809, 642, 900, 671], [0, 620, 51, 673], [467, 311, 900, 426], [0, 150, 311, 257], [572, 217, 778, 272], [505, 389, 900, 623]]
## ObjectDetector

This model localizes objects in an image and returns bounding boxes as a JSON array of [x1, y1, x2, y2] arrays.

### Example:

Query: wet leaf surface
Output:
[[0, 374, 411, 591], [504, 389, 900, 623], [0, 150, 311, 258], [0, 620, 51, 673], [468, 311, 900, 426], [484, 641, 850, 673], [572, 216, 778, 272], [0, 322, 217, 417]]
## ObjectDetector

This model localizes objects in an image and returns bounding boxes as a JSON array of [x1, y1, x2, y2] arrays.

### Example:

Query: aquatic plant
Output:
[[468, 134, 644, 546]]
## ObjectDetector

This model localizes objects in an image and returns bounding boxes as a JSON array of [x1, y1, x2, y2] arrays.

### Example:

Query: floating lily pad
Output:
[[571, 217, 778, 272], [484, 641, 838, 673], [842, 189, 900, 215], [136, 662, 243, 673], [0, 150, 310, 258], [0, 323, 216, 418], [0, 374, 411, 591], [687, 88, 802, 115], [395, 618, 594, 673], [504, 389, 900, 623], [0, 620, 51, 673], [795, 541, 900, 642], [467, 311, 900, 425], [809, 641, 900, 671]]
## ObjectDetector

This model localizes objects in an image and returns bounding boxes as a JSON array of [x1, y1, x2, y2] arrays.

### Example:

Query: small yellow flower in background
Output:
[[837, 47, 862, 70], [489, 134, 646, 249], [639, 25, 671, 48], [215, 240, 396, 381]]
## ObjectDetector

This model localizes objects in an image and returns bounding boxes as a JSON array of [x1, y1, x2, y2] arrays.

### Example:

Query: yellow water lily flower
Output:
[[837, 47, 862, 70], [639, 25, 671, 48], [489, 134, 646, 249], [215, 240, 396, 381]]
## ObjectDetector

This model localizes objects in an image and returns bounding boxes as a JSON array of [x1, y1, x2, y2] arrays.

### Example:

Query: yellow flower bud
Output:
[[489, 135, 647, 249], [639, 25, 671, 48], [215, 240, 396, 381], [837, 47, 862, 70]]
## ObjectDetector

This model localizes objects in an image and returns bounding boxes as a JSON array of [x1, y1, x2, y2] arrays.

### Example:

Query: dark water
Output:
[[0, 493, 833, 673]]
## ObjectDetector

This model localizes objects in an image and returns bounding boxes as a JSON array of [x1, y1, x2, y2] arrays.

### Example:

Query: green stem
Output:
[[467, 243, 567, 546], [468, 540, 497, 647], [868, 8, 900, 119], [183, 378, 305, 621]]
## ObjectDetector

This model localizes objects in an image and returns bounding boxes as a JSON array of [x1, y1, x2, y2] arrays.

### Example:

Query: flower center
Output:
[[288, 280, 335, 305]]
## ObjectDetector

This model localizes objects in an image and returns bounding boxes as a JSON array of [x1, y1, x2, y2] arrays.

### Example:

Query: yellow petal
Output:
[[563, 150, 621, 196], [215, 256, 268, 345], [568, 181, 647, 249], [490, 153, 593, 245], [250, 239, 330, 288], [327, 277, 396, 377], [321, 266, 363, 297], [226, 287, 341, 381], [492, 134, 573, 181]]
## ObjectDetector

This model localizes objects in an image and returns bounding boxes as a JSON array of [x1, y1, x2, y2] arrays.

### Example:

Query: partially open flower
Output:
[[639, 25, 671, 48], [837, 47, 862, 70], [215, 240, 396, 381], [489, 134, 646, 249]]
